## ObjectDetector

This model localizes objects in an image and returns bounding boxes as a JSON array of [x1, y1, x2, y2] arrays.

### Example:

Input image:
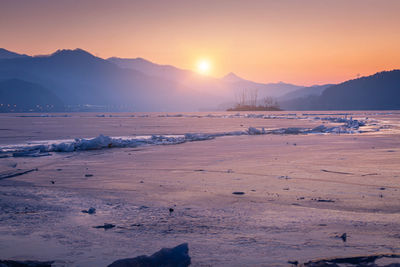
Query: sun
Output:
[[196, 59, 211, 75]]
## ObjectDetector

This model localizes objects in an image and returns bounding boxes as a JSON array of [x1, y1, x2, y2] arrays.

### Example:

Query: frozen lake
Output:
[[0, 111, 400, 266]]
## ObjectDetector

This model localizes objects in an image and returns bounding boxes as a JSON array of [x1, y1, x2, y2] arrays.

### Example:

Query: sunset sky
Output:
[[1, 0, 400, 85]]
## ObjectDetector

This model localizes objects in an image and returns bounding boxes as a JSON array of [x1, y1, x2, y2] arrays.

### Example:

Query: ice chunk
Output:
[[247, 127, 265, 135]]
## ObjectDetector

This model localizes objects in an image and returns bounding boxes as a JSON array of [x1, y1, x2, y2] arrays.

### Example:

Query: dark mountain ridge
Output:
[[0, 79, 64, 112], [280, 70, 400, 110]]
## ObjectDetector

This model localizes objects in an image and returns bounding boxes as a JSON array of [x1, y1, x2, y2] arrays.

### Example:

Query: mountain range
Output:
[[0, 48, 399, 112], [0, 48, 304, 112]]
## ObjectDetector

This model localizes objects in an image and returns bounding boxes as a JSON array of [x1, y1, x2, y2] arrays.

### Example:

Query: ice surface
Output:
[[0, 111, 399, 266]]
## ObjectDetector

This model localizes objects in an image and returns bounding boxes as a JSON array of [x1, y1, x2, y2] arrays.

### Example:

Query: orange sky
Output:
[[1, 0, 400, 85]]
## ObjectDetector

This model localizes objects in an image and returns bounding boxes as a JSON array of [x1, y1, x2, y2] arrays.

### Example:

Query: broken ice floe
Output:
[[0, 115, 377, 157], [0, 118, 371, 157]]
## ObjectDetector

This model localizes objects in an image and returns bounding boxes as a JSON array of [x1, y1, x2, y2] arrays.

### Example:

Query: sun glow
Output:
[[196, 59, 211, 75]]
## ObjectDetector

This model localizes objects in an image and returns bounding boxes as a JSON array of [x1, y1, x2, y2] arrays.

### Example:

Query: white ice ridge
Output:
[[2, 132, 244, 155], [0, 119, 370, 157]]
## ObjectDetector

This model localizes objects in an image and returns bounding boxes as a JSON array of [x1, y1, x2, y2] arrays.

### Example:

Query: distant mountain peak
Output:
[[50, 48, 96, 59], [222, 72, 244, 82], [0, 48, 29, 59]]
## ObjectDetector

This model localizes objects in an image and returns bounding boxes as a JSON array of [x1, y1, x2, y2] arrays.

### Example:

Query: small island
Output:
[[227, 89, 282, 111]]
